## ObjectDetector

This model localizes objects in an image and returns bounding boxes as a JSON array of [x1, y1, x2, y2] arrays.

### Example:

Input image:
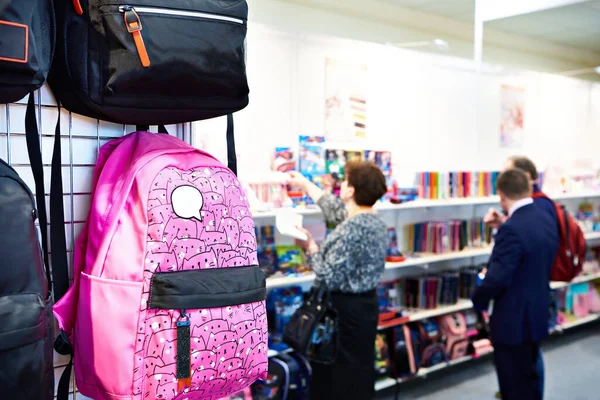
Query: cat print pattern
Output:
[[132, 167, 267, 400]]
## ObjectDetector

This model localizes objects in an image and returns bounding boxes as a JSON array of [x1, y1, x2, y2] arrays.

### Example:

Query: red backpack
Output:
[[532, 192, 587, 282]]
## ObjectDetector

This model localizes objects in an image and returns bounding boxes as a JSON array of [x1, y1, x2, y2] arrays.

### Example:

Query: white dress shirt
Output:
[[508, 197, 533, 217]]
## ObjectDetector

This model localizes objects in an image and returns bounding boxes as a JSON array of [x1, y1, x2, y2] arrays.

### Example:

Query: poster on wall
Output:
[[325, 58, 368, 141], [499, 85, 525, 148]]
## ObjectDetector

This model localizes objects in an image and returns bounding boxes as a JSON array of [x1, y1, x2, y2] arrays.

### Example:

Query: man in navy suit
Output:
[[484, 156, 557, 399], [473, 168, 559, 400]]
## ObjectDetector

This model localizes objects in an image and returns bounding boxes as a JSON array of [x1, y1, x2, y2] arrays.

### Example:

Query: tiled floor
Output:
[[378, 321, 600, 400]]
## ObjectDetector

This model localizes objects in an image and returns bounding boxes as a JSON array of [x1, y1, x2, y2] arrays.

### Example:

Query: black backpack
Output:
[[0, 102, 60, 399], [49, 0, 249, 126], [0, 91, 70, 399], [0, 0, 55, 103]]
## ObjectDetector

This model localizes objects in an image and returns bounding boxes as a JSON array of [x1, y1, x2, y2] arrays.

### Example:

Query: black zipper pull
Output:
[[176, 310, 192, 391], [121, 5, 151, 67]]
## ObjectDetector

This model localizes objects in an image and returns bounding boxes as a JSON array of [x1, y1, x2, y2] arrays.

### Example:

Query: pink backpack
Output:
[[438, 313, 468, 360], [53, 132, 268, 400]]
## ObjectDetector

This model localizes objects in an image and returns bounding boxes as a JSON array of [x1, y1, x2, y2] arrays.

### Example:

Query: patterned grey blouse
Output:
[[306, 193, 388, 293]]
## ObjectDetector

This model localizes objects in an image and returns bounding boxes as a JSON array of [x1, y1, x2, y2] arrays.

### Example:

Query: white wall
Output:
[[193, 23, 599, 185]]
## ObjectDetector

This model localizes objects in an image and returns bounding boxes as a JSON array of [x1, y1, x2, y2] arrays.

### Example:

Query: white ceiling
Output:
[[384, 0, 475, 21], [385, 0, 600, 54], [381, 0, 600, 79], [488, 0, 600, 54]]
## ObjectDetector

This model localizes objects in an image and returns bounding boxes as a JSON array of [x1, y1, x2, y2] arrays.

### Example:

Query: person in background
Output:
[[473, 169, 559, 400], [484, 156, 556, 399], [485, 155, 557, 229], [288, 161, 388, 400]]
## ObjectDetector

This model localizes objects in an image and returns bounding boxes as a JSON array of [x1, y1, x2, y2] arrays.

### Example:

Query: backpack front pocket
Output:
[[139, 266, 268, 400], [74, 273, 143, 396], [97, 4, 248, 111], [0, 293, 52, 399]]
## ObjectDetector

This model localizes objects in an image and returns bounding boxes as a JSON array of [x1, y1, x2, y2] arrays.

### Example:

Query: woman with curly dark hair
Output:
[[289, 161, 388, 400]]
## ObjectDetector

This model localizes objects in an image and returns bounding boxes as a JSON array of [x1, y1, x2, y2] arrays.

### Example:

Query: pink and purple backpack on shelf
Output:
[[53, 132, 268, 400]]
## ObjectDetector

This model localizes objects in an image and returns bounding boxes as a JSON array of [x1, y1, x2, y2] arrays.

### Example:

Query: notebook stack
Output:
[[459, 267, 481, 299], [407, 219, 492, 254]]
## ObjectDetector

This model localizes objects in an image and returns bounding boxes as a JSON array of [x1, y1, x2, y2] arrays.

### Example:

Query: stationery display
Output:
[[406, 218, 492, 254], [257, 226, 278, 276], [299, 136, 326, 178], [386, 228, 406, 262], [415, 171, 500, 199], [273, 147, 297, 172], [459, 266, 484, 299], [375, 332, 392, 376], [275, 246, 311, 275]]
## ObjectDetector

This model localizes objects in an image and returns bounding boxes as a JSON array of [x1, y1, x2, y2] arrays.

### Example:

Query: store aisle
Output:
[[379, 323, 600, 400]]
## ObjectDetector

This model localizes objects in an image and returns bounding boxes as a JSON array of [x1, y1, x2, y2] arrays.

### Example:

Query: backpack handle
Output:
[[226, 114, 237, 176]]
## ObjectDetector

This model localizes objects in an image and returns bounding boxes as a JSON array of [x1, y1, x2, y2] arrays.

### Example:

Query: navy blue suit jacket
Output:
[[472, 203, 559, 345]]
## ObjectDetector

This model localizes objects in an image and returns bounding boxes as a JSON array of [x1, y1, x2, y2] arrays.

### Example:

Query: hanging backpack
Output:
[[0, 92, 71, 399], [0, 157, 54, 399], [53, 131, 268, 400], [48, 0, 249, 126], [0, 0, 55, 103], [532, 192, 587, 282]]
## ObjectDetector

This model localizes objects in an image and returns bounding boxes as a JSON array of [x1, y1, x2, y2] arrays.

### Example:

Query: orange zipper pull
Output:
[[72, 0, 83, 15], [122, 6, 151, 68]]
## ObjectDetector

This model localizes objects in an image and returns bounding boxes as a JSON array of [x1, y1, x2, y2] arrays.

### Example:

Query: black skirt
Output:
[[310, 289, 378, 400]]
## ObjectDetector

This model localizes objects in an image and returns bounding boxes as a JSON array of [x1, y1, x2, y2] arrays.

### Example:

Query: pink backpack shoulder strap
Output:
[[54, 132, 222, 334], [53, 137, 131, 334]]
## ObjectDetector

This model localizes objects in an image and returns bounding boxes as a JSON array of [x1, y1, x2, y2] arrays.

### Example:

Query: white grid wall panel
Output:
[[0, 87, 184, 400]]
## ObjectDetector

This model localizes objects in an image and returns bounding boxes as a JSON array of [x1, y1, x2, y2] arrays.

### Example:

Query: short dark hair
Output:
[[344, 161, 387, 206], [497, 168, 531, 200], [507, 156, 538, 180]]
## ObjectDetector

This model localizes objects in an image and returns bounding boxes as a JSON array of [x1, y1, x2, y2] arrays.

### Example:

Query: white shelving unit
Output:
[[252, 192, 600, 220], [550, 271, 600, 289], [554, 314, 600, 332], [374, 313, 600, 392], [266, 232, 600, 289], [400, 299, 475, 324], [263, 192, 600, 390]]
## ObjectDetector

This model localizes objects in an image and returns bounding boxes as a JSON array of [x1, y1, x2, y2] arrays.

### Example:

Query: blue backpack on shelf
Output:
[[253, 352, 311, 400], [414, 319, 447, 368], [267, 286, 304, 337]]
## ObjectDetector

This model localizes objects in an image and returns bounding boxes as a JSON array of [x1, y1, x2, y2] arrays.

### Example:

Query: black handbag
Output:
[[282, 283, 339, 364]]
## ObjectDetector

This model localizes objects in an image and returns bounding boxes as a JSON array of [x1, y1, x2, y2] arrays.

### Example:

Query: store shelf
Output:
[[414, 355, 475, 378], [554, 314, 600, 332], [407, 299, 475, 323], [267, 348, 294, 358], [266, 273, 316, 289], [550, 271, 600, 289], [375, 313, 600, 392], [375, 355, 480, 391], [584, 232, 600, 241], [266, 249, 492, 289], [553, 192, 600, 201], [378, 299, 474, 330], [252, 192, 600, 219], [374, 377, 398, 391], [386, 248, 492, 269], [265, 231, 600, 289]]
